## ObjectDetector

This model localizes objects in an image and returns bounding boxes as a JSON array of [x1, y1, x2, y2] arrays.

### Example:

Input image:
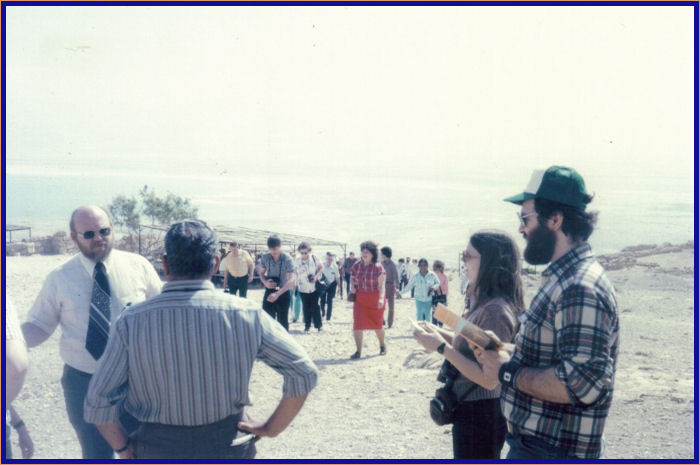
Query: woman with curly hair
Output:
[[348, 241, 386, 359]]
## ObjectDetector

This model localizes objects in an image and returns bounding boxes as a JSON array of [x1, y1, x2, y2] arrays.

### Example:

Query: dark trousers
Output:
[[344, 273, 352, 295], [320, 282, 337, 320], [61, 364, 139, 459], [300, 290, 322, 330], [385, 283, 396, 327], [452, 398, 507, 459], [133, 413, 256, 459], [262, 290, 290, 331], [226, 273, 249, 298], [431, 294, 447, 327]]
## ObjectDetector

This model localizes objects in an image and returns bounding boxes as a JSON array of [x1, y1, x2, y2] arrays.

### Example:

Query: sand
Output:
[[4, 241, 695, 459]]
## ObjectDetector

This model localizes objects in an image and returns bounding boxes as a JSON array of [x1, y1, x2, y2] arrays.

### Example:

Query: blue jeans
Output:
[[415, 300, 432, 321], [61, 364, 139, 459], [505, 433, 580, 459], [293, 290, 303, 321]]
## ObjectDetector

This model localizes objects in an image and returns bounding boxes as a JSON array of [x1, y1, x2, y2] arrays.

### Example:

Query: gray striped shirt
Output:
[[84, 279, 318, 426]]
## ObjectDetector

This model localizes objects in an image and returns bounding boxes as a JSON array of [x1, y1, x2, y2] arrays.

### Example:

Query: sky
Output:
[[4, 5, 695, 183]]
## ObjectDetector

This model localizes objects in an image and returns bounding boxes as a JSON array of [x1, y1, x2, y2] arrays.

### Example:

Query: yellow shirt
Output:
[[222, 250, 254, 277]]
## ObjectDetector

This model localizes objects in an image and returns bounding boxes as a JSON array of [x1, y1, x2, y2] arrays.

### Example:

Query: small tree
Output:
[[108, 186, 199, 256], [140, 186, 198, 226]]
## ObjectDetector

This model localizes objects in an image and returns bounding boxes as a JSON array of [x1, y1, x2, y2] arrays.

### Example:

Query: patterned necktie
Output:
[[85, 262, 111, 360]]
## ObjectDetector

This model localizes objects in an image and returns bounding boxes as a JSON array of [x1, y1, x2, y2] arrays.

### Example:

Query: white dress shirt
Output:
[[321, 262, 340, 284], [26, 249, 163, 374]]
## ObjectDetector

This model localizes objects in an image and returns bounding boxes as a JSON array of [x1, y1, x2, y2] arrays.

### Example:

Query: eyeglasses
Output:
[[517, 211, 537, 227], [300, 251, 309, 256], [76, 227, 111, 239]]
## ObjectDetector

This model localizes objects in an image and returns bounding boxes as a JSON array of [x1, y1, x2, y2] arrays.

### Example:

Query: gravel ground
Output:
[[4, 242, 695, 459]]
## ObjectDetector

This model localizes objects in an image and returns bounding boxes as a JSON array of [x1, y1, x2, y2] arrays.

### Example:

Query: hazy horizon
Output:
[[4, 4, 696, 260]]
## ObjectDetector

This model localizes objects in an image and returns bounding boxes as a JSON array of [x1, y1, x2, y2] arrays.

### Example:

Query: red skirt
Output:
[[353, 289, 386, 330]]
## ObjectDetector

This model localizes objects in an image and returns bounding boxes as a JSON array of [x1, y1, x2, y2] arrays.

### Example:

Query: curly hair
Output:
[[535, 197, 598, 242], [360, 241, 379, 263]]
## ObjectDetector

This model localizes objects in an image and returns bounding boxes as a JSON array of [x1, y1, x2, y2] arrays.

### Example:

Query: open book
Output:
[[433, 303, 503, 351]]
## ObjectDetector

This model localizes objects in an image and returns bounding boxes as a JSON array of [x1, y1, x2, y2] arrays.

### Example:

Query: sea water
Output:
[[4, 161, 695, 266]]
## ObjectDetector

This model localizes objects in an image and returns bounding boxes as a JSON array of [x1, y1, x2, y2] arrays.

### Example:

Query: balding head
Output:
[[70, 205, 114, 262], [70, 205, 112, 232]]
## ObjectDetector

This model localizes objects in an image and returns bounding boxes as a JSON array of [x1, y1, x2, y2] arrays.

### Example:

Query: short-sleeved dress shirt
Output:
[[26, 249, 163, 374]]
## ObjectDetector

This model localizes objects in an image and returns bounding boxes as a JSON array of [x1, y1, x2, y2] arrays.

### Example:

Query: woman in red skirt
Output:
[[349, 241, 386, 359]]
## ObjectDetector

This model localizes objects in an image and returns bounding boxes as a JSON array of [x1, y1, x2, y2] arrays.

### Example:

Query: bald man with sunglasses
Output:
[[21, 205, 162, 459]]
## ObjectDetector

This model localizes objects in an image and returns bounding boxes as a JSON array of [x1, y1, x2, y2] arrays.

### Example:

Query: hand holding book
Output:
[[433, 303, 503, 351]]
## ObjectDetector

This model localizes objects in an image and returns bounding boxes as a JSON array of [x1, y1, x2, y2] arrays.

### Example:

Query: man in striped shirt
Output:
[[475, 166, 619, 459], [84, 220, 318, 459]]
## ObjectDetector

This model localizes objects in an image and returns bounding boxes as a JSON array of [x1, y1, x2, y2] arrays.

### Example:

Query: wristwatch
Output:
[[498, 361, 522, 389], [436, 342, 446, 354], [114, 438, 131, 454]]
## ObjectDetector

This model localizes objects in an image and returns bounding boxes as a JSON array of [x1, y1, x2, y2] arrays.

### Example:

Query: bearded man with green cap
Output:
[[474, 166, 619, 459]]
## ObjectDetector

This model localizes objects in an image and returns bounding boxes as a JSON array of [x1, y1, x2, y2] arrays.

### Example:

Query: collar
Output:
[[542, 242, 593, 279], [78, 250, 116, 276], [161, 279, 216, 293]]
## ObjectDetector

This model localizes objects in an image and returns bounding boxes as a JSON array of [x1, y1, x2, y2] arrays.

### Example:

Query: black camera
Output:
[[430, 360, 460, 426], [437, 359, 460, 384], [307, 274, 315, 282], [430, 386, 457, 425]]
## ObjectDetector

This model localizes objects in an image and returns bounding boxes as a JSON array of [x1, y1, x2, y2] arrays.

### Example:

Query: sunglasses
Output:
[[77, 227, 111, 239], [517, 211, 537, 227]]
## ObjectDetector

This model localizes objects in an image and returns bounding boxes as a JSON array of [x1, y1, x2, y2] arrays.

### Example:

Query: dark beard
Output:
[[77, 241, 113, 262], [523, 224, 556, 265]]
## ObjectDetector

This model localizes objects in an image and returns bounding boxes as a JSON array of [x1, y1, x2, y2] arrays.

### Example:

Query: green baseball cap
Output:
[[504, 166, 589, 209]]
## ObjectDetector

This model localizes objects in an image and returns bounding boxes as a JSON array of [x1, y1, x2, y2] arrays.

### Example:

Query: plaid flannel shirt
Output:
[[350, 261, 385, 291], [502, 243, 619, 458]]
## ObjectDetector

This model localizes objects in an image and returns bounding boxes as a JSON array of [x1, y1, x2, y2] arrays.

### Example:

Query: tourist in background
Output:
[[413, 231, 523, 459], [294, 242, 324, 333], [221, 241, 254, 297], [258, 235, 295, 331], [397, 258, 408, 291], [380, 246, 400, 329], [400, 258, 440, 322], [431, 260, 449, 327], [407, 258, 419, 297], [349, 241, 386, 359], [342, 251, 358, 296], [320, 252, 341, 321], [288, 252, 303, 324]]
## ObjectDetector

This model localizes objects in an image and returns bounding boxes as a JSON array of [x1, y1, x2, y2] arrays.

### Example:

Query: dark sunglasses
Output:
[[77, 227, 111, 239]]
